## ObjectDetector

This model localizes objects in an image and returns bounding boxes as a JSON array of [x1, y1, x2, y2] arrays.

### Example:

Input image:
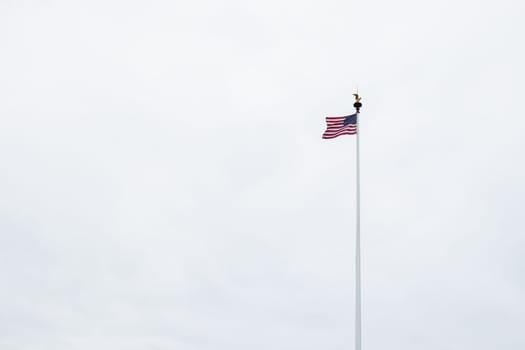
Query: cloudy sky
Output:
[[1, 0, 524, 349]]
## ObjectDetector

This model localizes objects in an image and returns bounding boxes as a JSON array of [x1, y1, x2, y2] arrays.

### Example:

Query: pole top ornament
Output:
[[353, 93, 362, 113]]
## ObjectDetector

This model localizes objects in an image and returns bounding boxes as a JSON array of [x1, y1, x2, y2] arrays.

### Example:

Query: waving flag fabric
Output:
[[322, 114, 357, 139]]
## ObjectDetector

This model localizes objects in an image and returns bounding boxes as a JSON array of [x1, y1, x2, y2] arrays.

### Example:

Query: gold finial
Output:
[[353, 93, 363, 113]]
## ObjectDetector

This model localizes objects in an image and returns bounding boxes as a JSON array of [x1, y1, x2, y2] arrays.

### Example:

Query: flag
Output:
[[322, 114, 357, 139]]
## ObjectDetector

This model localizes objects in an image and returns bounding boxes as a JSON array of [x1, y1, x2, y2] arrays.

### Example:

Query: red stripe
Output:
[[323, 132, 357, 138], [322, 133, 357, 139], [324, 127, 357, 134], [326, 116, 348, 120], [325, 125, 357, 130], [324, 131, 356, 136], [322, 131, 357, 139]]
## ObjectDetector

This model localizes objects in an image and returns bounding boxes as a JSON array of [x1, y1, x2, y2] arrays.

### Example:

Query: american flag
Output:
[[322, 114, 357, 139]]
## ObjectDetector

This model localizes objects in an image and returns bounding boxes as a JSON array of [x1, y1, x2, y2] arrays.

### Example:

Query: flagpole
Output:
[[354, 95, 362, 350]]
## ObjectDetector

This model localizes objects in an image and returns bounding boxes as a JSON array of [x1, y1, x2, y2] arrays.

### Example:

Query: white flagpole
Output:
[[354, 95, 362, 350]]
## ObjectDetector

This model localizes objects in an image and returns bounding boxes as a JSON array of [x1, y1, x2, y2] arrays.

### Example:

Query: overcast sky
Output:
[[1, 0, 525, 349]]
